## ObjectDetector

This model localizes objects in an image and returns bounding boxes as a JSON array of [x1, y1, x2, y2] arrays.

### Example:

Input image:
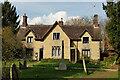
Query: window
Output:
[[27, 36, 33, 43], [53, 33, 60, 40], [52, 48, 55, 56], [58, 47, 61, 56], [83, 37, 89, 44], [82, 49, 90, 57], [55, 47, 57, 56], [52, 46, 61, 57]]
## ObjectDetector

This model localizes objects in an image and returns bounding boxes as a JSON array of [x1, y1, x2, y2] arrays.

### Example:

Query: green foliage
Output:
[[103, 1, 120, 54], [41, 58, 69, 63], [2, 27, 25, 61], [2, 1, 20, 32], [104, 56, 117, 63], [2, 67, 10, 79]]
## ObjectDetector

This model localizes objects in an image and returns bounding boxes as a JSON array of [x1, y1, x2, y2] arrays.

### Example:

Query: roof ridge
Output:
[[28, 25, 52, 27]]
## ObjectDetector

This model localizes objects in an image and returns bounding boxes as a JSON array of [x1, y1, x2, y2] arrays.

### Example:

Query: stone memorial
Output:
[[59, 40, 67, 70], [19, 62, 23, 69], [23, 57, 27, 68], [10, 63, 19, 80]]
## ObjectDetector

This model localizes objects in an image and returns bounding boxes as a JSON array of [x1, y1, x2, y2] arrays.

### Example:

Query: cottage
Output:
[[17, 13, 102, 63]]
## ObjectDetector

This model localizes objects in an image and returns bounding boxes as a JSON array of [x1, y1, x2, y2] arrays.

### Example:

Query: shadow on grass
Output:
[[18, 66, 87, 79]]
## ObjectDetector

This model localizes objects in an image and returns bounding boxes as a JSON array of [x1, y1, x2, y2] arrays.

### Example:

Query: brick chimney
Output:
[[93, 14, 98, 27], [22, 13, 27, 27], [59, 18, 63, 26]]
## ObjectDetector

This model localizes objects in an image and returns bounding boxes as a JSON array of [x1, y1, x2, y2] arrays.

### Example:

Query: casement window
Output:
[[52, 48, 55, 56], [27, 36, 33, 43], [55, 47, 57, 56], [52, 46, 61, 57], [82, 49, 90, 57], [83, 37, 89, 44], [53, 33, 60, 40], [58, 47, 61, 56]]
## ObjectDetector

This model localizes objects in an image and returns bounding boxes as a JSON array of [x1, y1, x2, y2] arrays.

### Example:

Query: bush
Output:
[[2, 67, 10, 79], [41, 58, 69, 63], [116, 58, 120, 64], [104, 56, 117, 63]]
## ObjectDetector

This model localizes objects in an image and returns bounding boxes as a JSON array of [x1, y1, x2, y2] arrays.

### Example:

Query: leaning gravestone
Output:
[[23, 58, 27, 68], [10, 63, 19, 80], [59, 40, 67, 70], [19, 62, 23, 69]]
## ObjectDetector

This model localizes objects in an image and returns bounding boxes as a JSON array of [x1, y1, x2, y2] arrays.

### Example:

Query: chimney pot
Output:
[[59, 18, 63, 26], [22, 13, 27, 27], [94, 14, 98, 27], [24, 13, 26, 16]]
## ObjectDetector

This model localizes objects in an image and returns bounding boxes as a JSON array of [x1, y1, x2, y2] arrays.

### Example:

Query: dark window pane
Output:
[[57, 33, 60, 40], [83, 37, 89, 43], [53, 33, 56, 40]]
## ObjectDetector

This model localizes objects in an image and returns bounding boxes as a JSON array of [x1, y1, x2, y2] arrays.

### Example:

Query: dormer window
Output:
[[27, 36, 33, 43], [53, 33, 60, 40], [83, 37, 89, 44]]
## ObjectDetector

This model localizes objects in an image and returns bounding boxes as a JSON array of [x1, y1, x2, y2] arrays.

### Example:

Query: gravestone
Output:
[[23, 57, 27, 68], [10, 63, 19, 80], [19, 62, 23, 69], [59, 40, 67, 70]]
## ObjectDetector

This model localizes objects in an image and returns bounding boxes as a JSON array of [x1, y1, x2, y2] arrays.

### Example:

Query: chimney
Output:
[[59, 18, 63, 26], [93, 14, 98, 27], [22, 13, 28, 27]]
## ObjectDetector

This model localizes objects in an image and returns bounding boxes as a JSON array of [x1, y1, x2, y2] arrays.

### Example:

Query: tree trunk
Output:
[[113, 53, 120, 65]]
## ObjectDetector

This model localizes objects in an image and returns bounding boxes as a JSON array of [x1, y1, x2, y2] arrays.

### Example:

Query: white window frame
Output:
[[27, 36, 33, 43], [52, 46, 61, 57], [82, 49, 91, 58]]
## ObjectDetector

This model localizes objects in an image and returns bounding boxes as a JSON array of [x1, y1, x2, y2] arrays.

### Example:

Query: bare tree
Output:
[[65, 16, 92, 25]]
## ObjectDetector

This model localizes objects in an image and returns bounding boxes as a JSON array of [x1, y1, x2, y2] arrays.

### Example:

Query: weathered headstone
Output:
[[10, 63, 19, 80], [19, 62, 23, 69], [59, 40, 67, 70], [23, 57, 27, 68]]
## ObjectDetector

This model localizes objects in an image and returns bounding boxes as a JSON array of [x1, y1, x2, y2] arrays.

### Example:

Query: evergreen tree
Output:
[[2, 1, 20, 31], [103, 1, 120, 64]]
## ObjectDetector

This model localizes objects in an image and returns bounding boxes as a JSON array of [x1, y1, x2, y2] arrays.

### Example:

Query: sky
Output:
[[1, 0, 108, 25]]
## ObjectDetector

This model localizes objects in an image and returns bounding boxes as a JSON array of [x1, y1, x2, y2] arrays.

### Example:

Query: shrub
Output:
[[116, 58, 120, 64], [104, 56, 117, 63], [2, 67, 10, 79], [41, 58, 69, 63]]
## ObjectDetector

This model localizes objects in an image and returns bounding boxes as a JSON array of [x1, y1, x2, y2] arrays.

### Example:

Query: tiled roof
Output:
[[18, 22, 101, 41], [26, 25, 52, 39], [61, 25, 94, 40]]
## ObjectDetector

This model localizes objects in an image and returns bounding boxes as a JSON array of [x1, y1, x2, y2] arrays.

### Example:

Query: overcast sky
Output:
[[1, 0, 108, 25]]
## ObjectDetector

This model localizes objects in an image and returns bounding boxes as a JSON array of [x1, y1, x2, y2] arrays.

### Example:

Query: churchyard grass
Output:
[[18, 62, 111, 79]]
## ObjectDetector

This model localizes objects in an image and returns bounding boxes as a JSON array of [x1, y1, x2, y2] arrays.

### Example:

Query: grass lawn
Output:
[[18, 62, 110, 79], [2, 60, 118, 79]]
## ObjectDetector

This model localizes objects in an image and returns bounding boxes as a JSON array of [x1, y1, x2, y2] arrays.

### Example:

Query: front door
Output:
[[71, 49, 75, 62], [39, 48, 43, 60]]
